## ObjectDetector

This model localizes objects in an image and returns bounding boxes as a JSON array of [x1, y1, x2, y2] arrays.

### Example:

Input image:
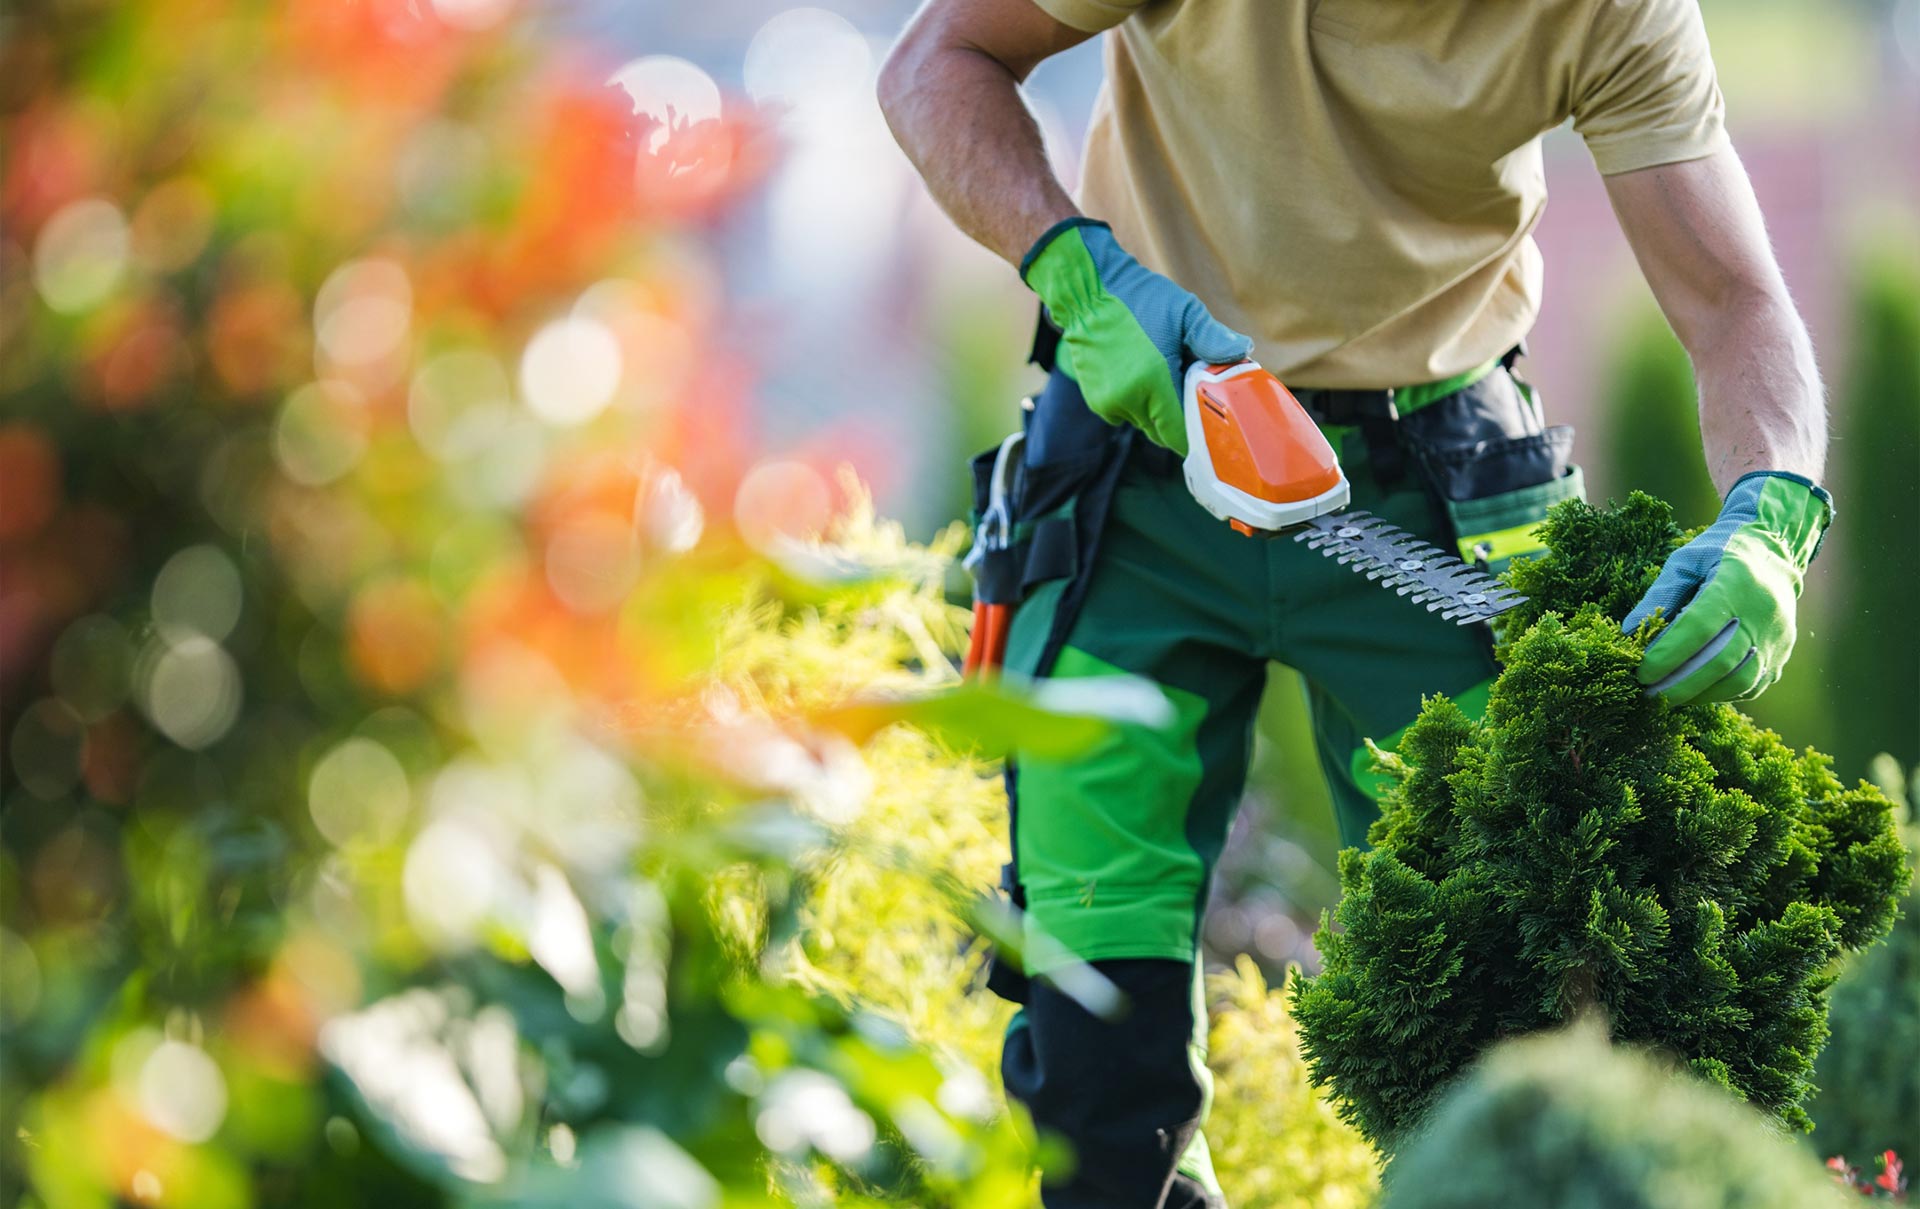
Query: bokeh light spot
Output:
[[139, 635, 243, 750], [459, 644, 575, 755], [138, 1040, 229, 1143], [313, 258, 413, 369], [32, 197, 130, 313], [0, 930, 41, 1026], [309, 736, 412, 847], [403, 819, 499, 945], [755, 1070, 876, 1161], [9, 699, 85, 800], [151, 544, 244, 643], [430, 0, 513, 30], [733, 459, 832, 550], [346, 577, 445, 695], [607, 56, 722, 158], [573, 280, 695, 412], [130, 177, 216, 273], [545, 511, 641, 616], [520, 317, 621, 427], [743, 8, 872, 115], [276, 380, 370, 485], [409, 349, 513, 461]]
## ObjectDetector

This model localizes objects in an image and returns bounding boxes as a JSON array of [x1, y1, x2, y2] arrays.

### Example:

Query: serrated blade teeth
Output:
[[1297, 512, 1530, 623]]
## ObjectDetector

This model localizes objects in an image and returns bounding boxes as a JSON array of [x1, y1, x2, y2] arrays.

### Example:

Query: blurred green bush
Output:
[[1831, 254, 1920, 778], [1380, 1025, 1849, 1209], [1809, 762, 1920, 1176]]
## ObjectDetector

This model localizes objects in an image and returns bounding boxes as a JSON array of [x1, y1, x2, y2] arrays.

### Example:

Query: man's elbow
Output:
[[876, 35, 926, 124]]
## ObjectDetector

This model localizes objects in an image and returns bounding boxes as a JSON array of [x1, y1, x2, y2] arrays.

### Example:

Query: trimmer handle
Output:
[[1181, 360, 1351, 535]]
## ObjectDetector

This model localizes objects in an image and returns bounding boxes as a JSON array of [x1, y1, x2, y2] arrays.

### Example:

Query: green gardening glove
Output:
[[1021, 217, 1252, 454], [1622, 470, 1834, 706]]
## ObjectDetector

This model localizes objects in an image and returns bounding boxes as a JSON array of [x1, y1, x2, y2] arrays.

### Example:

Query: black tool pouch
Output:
[[966, 352, 1135, 1006], [1398, 367, 1585, 573]]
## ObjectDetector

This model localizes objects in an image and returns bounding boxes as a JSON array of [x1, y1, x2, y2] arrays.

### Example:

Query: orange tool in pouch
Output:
[[961, 431, 1024, 678]]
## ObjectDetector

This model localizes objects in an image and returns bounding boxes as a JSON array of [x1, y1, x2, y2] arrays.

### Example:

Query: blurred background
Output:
[[2, 0, 1916, 1205]]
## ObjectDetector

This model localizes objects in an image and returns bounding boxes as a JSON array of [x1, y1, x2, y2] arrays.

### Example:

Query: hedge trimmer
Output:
[[962, 360, 1526, 679], [1181, 359, 1526, 625]]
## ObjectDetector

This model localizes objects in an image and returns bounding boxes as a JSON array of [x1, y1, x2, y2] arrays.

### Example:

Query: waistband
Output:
[[1292, 347, 1516, 428]]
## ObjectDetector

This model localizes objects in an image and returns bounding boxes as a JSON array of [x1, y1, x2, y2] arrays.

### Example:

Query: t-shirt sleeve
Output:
[[1028, 0, 1147, 34], [1571, 0, 1729, 176]]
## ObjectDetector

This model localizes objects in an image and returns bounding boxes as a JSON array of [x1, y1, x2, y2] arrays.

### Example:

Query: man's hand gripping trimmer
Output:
[[1181, 361, 1526, 625]]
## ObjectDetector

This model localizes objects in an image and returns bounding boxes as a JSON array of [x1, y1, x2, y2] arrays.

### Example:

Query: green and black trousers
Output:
[[971, 330, 1584, 1208]]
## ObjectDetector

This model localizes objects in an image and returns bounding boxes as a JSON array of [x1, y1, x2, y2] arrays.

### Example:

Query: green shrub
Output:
[[1290, 493, 1912, 1153], [1809, 770, 1920, 1172], [1832, 256, 1920, 778], [1380, 1026, 1849, 1209]]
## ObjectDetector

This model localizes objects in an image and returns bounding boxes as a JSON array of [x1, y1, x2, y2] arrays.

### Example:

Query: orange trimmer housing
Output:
[[1182, 361, 1350, 535]]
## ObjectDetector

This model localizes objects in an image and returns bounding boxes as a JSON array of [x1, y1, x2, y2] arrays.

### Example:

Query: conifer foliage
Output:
[[1290, 493, 1911, 1154]]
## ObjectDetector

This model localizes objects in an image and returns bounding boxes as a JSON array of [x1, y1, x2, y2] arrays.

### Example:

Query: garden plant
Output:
[[1291, 493, 1912, 1153], [1379, 1025, 1852, 1209]]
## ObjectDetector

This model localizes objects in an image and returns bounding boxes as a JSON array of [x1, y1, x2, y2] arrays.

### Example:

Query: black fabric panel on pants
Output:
[[1001, 958, 1216, 1209]]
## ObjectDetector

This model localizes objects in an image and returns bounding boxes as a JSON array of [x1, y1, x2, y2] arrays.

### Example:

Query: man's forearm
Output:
[[1603, 151, 1829, 497], [877, 4, 1085, 267], [1687, 291, 1826, 493]]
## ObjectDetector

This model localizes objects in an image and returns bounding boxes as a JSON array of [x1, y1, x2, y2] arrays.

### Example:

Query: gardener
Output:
[[878, 1, 1833, 1204]]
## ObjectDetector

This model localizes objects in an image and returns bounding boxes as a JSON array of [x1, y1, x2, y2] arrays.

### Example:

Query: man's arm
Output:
[[1608, 146, 1834, 707], [878, 0, 1250, 451], [877, 0, 1092, 266], [1603, 146, 1826, 492]]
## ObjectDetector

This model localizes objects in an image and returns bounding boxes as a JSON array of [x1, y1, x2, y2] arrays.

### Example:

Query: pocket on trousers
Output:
[[1399, 369, 1585, 573], [1444, 464, 1586, 573]]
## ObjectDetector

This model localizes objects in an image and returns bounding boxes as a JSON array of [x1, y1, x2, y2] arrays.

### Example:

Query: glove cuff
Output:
[[1725, 470, 1834, 568], [1019, 216, 1111, 282]]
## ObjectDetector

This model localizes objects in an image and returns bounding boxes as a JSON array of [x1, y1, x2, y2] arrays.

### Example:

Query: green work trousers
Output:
[[990, 357, 1583, 1208]]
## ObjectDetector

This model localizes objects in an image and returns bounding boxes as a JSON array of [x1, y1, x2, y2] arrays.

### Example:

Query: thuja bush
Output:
[[1380, 1026, 1849, 1209], [1291, 493, 1911, 1154]]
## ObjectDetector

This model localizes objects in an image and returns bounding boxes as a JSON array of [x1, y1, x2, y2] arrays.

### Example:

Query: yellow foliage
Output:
[[717, 476, 1382, 1203], [1207, 957, 1382, 1209], [790, 722, 1018, 1080]]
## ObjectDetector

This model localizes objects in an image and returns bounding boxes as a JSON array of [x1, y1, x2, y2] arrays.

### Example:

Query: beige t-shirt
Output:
[[1032, 0, 1729, 387]]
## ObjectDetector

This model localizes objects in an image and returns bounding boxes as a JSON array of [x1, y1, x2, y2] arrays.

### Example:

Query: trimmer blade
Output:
[[1296, 512, 1527, 625]]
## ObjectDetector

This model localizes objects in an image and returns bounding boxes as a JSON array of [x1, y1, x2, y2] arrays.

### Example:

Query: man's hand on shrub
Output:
[[1623, 471, 1834, 706]]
